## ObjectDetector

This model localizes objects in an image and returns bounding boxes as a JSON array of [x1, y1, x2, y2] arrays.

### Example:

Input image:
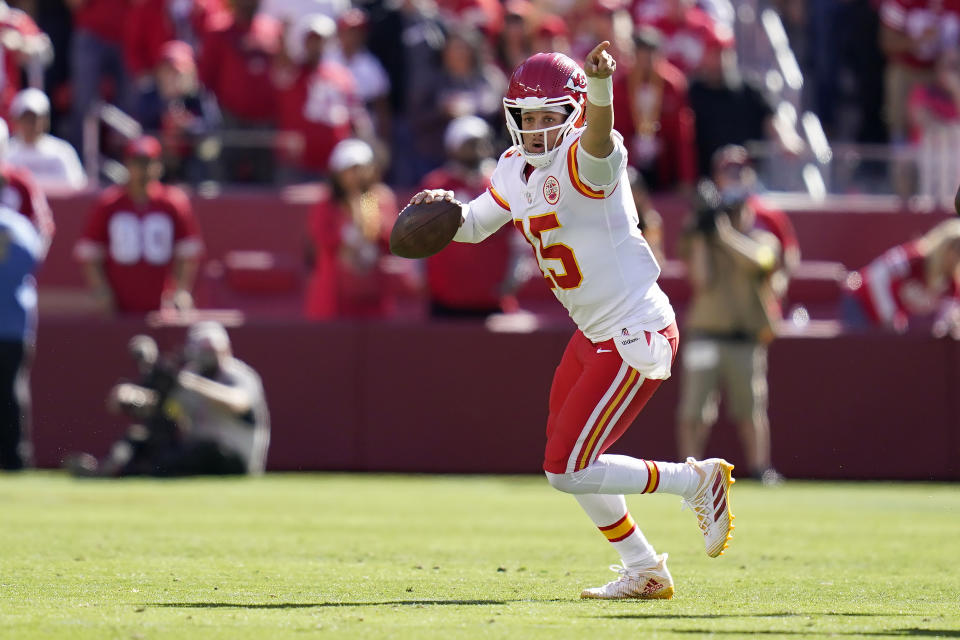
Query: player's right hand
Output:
[[410, 189, 456, 205], [584, 41, 616, 79]]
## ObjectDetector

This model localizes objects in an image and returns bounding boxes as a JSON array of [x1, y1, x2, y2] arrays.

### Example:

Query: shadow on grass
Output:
[[599, 612, 927, 621], [151, 599, 521, 609], [652, 629, 960, 637]]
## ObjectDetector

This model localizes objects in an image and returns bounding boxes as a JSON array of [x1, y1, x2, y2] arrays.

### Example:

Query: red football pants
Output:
[[543, 322, 679, 474]]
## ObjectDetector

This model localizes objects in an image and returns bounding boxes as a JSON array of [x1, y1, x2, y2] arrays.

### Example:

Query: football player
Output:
[[410, 42, 736, 599]]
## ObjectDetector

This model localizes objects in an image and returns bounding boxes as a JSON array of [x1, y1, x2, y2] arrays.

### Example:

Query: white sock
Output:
[[574, 493, 658, 571], [547, 454, 700, 497], [654, 459, 701, 497]]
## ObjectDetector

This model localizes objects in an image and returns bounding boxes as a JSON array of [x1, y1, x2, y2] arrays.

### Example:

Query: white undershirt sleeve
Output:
[[575, 131, 627, 189], [453, 190, 512, 244]]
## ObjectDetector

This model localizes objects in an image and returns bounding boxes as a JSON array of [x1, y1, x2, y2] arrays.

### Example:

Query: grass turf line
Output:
[[0, 472, 958, 639]]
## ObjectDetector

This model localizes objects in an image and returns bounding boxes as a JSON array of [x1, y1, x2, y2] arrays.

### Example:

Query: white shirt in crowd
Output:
[[7, 134, 87, 191], [259, 0, 349, 23], [327, 47, 391, 103]]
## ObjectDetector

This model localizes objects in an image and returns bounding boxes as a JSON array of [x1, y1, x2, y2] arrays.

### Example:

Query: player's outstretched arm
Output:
[[581, 41, 616, 159], [410, 187, 511, 244]]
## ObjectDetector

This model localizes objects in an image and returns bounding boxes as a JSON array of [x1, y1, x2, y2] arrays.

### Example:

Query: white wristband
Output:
[[586, 76, 613, 107]]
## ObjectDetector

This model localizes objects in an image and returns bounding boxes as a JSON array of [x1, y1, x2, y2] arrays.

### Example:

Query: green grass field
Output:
[[0, 472, 958, 639]]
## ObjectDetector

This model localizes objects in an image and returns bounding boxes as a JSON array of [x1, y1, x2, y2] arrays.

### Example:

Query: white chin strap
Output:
[[524, 149, 554, 168]]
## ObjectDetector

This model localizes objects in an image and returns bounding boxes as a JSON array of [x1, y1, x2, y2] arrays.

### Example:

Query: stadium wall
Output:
[[39, 191, 954, 294], [31, 316, 960, 480]]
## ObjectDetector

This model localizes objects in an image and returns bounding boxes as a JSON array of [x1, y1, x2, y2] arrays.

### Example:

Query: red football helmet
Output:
[[503, 52, 587, 168]]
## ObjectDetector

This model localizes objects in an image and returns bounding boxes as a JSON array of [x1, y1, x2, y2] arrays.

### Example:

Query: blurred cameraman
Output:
[[165, 321, 270, 475], [92, 334, 184, 476], [69, 321, 270, 477], [676, 179, 784, 485]]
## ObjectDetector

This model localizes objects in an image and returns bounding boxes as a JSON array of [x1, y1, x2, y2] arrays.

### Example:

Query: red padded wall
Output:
[[29, 317, 960, 480]]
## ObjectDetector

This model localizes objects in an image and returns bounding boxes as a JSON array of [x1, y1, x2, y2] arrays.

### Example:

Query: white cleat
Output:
[[579, 553, 675, 600], [682, 457, 736, 558]]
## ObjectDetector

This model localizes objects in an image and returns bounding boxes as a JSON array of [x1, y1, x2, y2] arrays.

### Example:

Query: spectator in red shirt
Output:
[[614, 27, 696, 193], [198, 0, 281, 182], [74, 136, 204, 314], [304, 139, 400, 319], [64, 0, 132, 149], [422, 115, 530, 318], [124, 0, 225, 93], [844, 219, 960, 335], [275, 13, 369, 182], [0, 1, 52, 124], [633, 0, 729, 75], [0, 118, 54, 247]]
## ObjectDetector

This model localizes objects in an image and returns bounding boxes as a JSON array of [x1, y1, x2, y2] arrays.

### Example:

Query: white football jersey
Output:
[[455, 128, 674, 342]]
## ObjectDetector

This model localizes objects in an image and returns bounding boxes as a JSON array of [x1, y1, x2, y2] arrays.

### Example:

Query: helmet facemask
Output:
[[503, 97, 582, 169]]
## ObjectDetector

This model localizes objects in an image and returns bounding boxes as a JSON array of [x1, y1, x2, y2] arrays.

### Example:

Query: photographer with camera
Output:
[[67, 321, 270, 477], [676, 179, 784, 486], [84, 334, 185, 476], [162, 321, 270, 476]]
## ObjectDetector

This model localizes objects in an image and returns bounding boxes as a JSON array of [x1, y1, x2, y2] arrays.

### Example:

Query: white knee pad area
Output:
[[545, 468, 600, 494]]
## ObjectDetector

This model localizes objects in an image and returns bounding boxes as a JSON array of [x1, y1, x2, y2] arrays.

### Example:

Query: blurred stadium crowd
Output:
[[1, 0, 955, 192], [1, 0, 960, 476], [0, 0, 955, 313]]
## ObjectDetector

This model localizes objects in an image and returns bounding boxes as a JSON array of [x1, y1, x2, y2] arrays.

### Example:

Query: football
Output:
[[389, 198, 463, 259]]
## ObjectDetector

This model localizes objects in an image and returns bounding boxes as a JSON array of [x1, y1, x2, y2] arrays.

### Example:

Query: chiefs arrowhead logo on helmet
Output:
[[567, 69, 587, 91]]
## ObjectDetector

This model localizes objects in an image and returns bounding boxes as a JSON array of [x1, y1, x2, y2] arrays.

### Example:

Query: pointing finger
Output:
[[588, 40, 611, 60]]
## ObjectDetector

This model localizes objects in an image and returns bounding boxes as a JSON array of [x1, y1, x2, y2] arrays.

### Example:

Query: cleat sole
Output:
[[580, 586, 675, 600]]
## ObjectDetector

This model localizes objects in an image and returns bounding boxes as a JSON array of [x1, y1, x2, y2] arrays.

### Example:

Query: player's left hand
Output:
[[584, 41, 616, 79]]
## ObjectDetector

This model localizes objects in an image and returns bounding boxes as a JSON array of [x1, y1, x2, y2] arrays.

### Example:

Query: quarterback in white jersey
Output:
[[458, 100, 674, 343], [410, 42, 735, 600]]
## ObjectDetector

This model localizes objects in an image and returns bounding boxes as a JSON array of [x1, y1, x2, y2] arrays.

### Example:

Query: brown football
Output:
[[389, 198, 463, 259]]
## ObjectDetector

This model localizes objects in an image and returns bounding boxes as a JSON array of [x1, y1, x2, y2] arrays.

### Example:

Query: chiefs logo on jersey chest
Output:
[[543, 176, 561, 205]]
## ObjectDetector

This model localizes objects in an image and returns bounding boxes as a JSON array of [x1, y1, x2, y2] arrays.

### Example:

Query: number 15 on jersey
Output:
[[514, 212, 584, 290]]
